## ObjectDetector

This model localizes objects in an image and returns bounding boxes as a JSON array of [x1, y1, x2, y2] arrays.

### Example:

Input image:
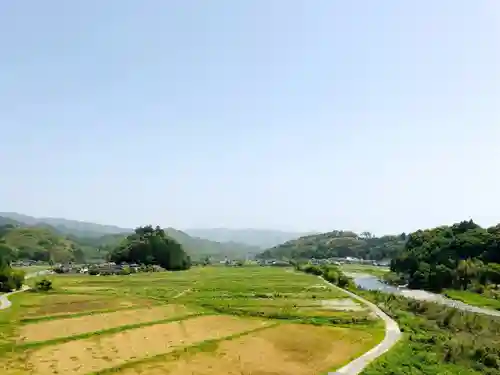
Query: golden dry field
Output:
[[0, 266, 384, 375]]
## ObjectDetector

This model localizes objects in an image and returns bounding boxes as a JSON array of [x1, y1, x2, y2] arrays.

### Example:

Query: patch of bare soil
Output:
[[23, 298, 138, 319], [27, 315, 270, 375], [118, 324, 376, 375], [320, 298, 364, 310], [19, 304, 192, 343]]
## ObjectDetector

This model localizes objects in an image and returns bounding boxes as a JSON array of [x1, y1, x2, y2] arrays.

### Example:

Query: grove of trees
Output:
[[107, 225, 191, 270], [258, 230, 406, 261], [391, 220, 500, 292]]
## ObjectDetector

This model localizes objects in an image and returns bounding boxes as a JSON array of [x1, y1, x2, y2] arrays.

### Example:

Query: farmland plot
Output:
[[0, 266, 383, 375]]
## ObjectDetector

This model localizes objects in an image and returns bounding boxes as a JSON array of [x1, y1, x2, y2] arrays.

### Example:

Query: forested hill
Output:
[[0, 213, 261, 262], [0, 221, 90, 263], [257, 230, 406, 261], [391, 220, 500, 292], [0, 212, 130, 237]]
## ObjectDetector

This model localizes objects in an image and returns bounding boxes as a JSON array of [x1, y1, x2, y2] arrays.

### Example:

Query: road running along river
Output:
[[347, 272, 500, 317]]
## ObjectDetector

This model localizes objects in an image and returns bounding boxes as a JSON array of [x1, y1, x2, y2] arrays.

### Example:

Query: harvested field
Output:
[[19, 294, 98, 308], [0, 267, 382, 375], [28, 315, 271, 375], [117, 324, 377, 375], [19, 305, 193, 343], [21, 298, 140, 319], [61, 286, 117, 292]]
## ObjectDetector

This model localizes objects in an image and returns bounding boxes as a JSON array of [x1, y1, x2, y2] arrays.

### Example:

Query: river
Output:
[[346, 272, 500, 317]]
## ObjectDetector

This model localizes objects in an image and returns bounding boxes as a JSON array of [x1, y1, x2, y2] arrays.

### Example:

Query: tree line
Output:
[[390, 220, 500, 292]]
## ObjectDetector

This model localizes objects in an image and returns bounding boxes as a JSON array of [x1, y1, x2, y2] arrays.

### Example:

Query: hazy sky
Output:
[[1, 1, 499, 235]]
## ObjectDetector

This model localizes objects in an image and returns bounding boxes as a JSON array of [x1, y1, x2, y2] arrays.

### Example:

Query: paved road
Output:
[[319, 277, 402, 375], [0, 270, 50, 310]]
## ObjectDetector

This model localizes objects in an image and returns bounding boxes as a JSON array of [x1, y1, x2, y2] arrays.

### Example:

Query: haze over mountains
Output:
[[184, 228, 315, 249]]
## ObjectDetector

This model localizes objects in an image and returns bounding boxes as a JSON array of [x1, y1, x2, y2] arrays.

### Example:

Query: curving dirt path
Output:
[[319, 277, 402, 375], [0, 271, 50, 310]]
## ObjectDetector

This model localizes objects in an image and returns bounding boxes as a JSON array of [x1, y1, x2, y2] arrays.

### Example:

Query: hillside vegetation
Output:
[[0, 214, 261, 262], [0, 224, 85, 263], [362, 291, 500, 375], [391, 220, 500, 295], [0, 212, 129, 237], [258, 230, 406, 261]]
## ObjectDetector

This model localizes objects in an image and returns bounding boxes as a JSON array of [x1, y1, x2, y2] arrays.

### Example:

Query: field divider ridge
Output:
[[20, 303, 159, 324], [90, 322, 281, 375], [5, 312, 205, 352]]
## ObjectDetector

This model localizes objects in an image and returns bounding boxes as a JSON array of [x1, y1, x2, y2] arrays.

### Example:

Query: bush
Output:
[[0, 268, 25, 292], [298, 264, 353, 289], [34, 278, 52, 292], [119, 267, 131, 275], [324, 270, 339, 284], [338, 274, 352, 288], [52, 266, 66, 274], [88, 268, 99, 275], [10, 269, 25, 290], [302, 264, 323, 275]]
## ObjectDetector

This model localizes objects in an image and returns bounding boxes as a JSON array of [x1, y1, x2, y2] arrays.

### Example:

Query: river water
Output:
[[347, 272, 500, 317]]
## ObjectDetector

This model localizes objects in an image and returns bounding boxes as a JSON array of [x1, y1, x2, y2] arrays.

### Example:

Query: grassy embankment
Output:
[[443, 289, 500, 311], [0, 266, 384, 375], [358, 289, 500, 375]]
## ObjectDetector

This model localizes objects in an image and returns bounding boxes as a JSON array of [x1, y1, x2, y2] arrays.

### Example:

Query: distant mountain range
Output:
[[0, 212, 130, 237], [0, 212, 310, 250], [185, 228, 315, 249], [0, 213, 265, 261]]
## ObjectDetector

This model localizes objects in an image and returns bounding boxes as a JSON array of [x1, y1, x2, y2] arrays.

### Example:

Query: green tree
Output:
[[108, 225, 191, 271], [0, 243, 15, 266], [391, 219, 500, 293]]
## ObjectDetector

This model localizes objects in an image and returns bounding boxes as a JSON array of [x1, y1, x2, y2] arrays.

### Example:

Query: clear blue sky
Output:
[[1, 1, 499, 235]]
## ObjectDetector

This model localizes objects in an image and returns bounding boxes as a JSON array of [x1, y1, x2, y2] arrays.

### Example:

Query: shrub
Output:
[[119, 267, 131, 275], [0, 268, 25, 292], [10, 269, 25, 290], [52, 266, 66, 274], [34, 278, 53, 292], [302, 264, 323, 275], [338, 274, 352, 288], [324, 270, 340, 284]]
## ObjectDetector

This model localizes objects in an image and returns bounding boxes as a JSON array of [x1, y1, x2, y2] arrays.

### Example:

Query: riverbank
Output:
[[358, 289, 500, 375], [348, 272, 500, 318], [444, 289, 500, 311]]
